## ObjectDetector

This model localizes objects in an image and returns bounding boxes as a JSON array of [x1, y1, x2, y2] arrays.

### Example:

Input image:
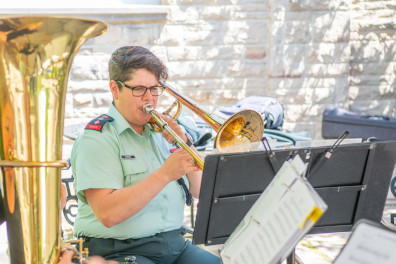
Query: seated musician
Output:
[[70, 46, 220, 264]]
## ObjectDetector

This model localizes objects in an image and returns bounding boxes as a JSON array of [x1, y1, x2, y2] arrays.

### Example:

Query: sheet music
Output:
[[334, 222, 396, 264], [220, 155, 328, 264]]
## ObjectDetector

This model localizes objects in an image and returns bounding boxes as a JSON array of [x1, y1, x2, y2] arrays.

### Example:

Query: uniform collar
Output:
[[108, 103, 152, 137]]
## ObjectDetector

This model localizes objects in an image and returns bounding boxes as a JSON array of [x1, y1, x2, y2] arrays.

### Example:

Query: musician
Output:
[[71, 46, 220, 264]]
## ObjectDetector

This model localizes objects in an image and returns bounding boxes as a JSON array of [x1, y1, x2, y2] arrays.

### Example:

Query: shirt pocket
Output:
[[121, 158, 148, 187]]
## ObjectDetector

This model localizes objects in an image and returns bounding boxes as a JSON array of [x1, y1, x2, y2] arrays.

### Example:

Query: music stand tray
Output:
[[193, 140, 396, 246]]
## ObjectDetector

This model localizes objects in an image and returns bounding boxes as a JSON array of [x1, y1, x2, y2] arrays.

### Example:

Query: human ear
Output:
[[109, 80, 119, 100]]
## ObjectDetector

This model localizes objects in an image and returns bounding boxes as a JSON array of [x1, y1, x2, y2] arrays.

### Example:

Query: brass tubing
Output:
[[0, 160, 69, 168], [143, 104, 204, 170], [158, 81, 265, 149], [159, 81, 222, 131]]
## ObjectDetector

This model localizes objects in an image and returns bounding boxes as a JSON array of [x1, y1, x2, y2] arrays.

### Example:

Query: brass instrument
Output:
[[0, 16, 107, 264], [157, 81, 265, 149], [143, 104, 204, 170]]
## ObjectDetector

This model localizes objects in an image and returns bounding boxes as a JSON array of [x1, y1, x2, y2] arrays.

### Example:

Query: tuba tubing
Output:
[[0, 16, 107, 264]]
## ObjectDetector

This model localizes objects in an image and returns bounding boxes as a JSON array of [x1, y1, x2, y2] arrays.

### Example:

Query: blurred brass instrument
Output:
[[152, 81, 265, 149], [0, 16, 107, 263]]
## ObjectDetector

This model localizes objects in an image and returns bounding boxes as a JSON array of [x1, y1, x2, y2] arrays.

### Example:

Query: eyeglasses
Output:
[[117, 81, 164, 97]]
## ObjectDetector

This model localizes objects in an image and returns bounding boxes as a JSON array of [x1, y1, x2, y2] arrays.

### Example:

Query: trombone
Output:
[[143, 104, 204, 170], [145, 81, 265, 169]]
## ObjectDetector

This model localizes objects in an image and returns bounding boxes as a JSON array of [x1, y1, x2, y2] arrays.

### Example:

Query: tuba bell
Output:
[[0, 16, 107, 263]]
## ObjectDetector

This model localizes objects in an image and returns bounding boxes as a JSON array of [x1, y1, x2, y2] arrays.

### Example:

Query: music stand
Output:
[[193, 140, 396, 246]]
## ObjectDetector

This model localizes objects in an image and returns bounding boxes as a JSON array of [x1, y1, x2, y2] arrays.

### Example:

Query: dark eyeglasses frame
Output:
[[116, 81, 164, 97]]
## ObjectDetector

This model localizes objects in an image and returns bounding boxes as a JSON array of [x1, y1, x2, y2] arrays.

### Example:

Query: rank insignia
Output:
[[85, 114, 114, 132]]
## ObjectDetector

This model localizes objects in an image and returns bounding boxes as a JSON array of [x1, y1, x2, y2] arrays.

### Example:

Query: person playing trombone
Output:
[[70, 46, 220, 264]]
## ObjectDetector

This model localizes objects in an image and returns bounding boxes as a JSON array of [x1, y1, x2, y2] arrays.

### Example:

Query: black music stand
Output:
[[193, 141, 396, 251]]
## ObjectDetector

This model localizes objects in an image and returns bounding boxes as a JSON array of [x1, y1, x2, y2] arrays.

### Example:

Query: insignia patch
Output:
[[85, 114, 114, 132], [170, 148, 178, 153]]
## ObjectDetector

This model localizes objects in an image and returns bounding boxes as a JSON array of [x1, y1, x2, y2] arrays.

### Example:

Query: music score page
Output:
[[220, 155, 328, 264]]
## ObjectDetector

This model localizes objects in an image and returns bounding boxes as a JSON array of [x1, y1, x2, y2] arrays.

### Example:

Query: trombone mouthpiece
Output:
[[143, 104, 154, 114]]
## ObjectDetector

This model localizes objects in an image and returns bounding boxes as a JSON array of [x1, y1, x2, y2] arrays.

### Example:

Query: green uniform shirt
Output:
[[71, 103, 188, 239]]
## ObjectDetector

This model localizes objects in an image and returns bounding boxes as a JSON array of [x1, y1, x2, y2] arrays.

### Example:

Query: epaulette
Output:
[[85, 114, 114, 132]]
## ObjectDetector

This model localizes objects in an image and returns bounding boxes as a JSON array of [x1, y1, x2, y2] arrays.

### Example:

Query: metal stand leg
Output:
[[286, 249, 296, 264]]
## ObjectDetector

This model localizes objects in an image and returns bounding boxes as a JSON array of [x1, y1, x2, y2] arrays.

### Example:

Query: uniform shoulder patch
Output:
[[85, 114, 114, 132]]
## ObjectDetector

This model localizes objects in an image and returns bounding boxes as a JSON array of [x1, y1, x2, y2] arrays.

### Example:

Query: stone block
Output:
[[245, 88, 270, 97], [308, 43, 350, 63], [167, 5, 200, 22], [73, 93, 94, 107], [272, 0, 350, 11], [349, 85, 395, 100], [349, 99, 396, 118], [167, 60, 227, 78], [313, 87, 334, 104], [349, 75, 395, 86], [334, 77, 349, 103], [307, 63, 349, 77], [270, 45, 305, 77], [227, 60, 266, 77], [244, 45, 266, 59], [68, 80, 109, 93], [272, 20, 311, 44], [222, 21, 268, 45], [272, 11, 311, 21], [311, 11, 350, 42], [167, 45, 244, 61], [70, 55, 109, 81], [268, 87, 314, 104], [93, 92, 113, 107], [73, 107, 110, 119], [214, 89, 246, 105], [121, 24, 163, 45], [64, 96, 74, 119], [159, 25, 187, 46], [350, 62, 396, 75], [87, 25, 123, 45], [350, 40, 396, 63]]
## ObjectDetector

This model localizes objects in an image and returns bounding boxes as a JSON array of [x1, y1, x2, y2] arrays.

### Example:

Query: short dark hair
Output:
[[108, 46, 168, 89]]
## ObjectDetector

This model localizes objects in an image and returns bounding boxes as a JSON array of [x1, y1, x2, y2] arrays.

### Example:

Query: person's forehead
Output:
[[125, 68, 158, 84]]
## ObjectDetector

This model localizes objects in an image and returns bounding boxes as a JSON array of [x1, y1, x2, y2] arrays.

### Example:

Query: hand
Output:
[[58, 250, 75, 264], [160, 149, 200, 182], [158, 113, 187, 145], [58, 250, 119, 264], [86, 256, 119, 264], [61, 183, 67, 209]]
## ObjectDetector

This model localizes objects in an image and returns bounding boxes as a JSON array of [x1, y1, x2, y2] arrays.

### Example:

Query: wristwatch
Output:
[[185, 133, 194, 147]]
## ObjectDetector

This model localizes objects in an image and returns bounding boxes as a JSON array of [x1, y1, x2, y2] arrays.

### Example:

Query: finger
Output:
[[159, 113, 171, 122], [87, 256, 107, 264], [59, 250, 75, 263], [162, 130, 169, 138]]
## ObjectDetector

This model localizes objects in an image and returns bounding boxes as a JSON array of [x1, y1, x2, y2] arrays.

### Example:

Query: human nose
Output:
[[141, 87, 154, 100]]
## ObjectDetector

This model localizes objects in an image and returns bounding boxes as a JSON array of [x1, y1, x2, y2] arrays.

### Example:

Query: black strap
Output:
[[177, 178, 192, 206]]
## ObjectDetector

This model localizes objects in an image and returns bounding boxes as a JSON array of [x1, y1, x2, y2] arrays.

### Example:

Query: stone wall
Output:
[[29, 0, 396, 139]]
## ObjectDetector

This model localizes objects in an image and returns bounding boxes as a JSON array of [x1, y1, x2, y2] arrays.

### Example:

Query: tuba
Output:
[[0, 16, 107, 263]]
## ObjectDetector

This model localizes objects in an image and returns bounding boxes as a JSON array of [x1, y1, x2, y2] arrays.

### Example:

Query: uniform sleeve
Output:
[[71, 123, 123, 203]]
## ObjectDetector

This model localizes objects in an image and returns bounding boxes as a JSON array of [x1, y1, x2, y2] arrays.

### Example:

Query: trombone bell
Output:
[[215, 110, 264, 148], [159, 81, 265, 149]]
